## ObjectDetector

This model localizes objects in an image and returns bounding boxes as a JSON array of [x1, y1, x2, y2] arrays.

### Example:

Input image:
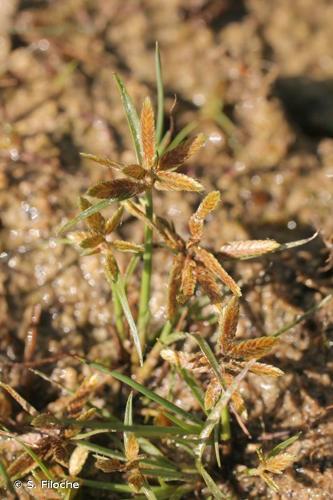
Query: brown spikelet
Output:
[[128, 468, 144, 492], [204, 378, 222, 410], [263, 453, 296, 474], [180, 257, 197, 298], [79, 234, 104, 249], [112, 240, 144, 253], [155, 171, 204, 192], [104, 251, 119, 282], [80, 153, 123, 170], [95, 457, 125, 472], [87, 179, 144, 199], [219, 297, 240, 353], [123, 164, 147, 179], [219, 239, 280, 259], [158, 134, 205, 170], [196, 265, 223, 309], [141, 97, 155, 169], [194, 247, 241, 297], [79, 196, 105, 233], [67, 374, 100, 418], [125, 433, 139, 463], [105, 205, 124, 234], [6, 452, 35, 478], [227, 336, 278, 360], [167, 254, 185, 318], [249, 362, 284, 377]]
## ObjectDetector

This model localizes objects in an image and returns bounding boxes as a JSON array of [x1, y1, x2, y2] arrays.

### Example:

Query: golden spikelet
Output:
[[125, 433, 139, 463], [227, 336, 277, 360], [87, 179, 144, 199], [188, 215, 203, 242], [112, 240, 144, 253], [104, 251, 119, 282], [155, 171, 204, 192], [168, 253, 185, 318], [79, 234, 104, 249], [105, 205, 124, 234], [249, 361, 284, 377], [158, 134, 205, 170], [180, 257, 197, 298], [204, 378, 222, 410], [219, 239, 280, 259], [194, 247, 241, 297], [219, 296, 240, 353], [140, 97, 155, 169], [196, 191, 221, 220]]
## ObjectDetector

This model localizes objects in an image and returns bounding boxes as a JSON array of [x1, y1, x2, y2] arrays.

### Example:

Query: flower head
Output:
[[81, 97, 205, 202]]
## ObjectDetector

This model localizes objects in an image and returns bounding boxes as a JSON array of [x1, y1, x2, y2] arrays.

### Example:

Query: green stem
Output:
[[138, 190, 154, 349], [221, 406, 231, 442]]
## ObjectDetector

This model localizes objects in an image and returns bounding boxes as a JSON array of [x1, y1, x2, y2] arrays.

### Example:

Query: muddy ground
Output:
[[0, 1, 333, 499]]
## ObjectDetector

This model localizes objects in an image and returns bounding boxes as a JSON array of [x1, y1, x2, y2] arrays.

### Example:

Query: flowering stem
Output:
[[137, 190, 154, 350]]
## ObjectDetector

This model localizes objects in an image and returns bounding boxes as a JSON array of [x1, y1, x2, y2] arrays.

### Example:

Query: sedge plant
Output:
[[3, 44, 331, 499]]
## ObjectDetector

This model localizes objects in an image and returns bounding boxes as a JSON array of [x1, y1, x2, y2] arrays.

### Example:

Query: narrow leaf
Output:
[[59, 199, 116, 234], [113, 276, 143, 366], [268, 433, 301, 458], [155, 42, 164, 145], [114, 73, 142, 162]]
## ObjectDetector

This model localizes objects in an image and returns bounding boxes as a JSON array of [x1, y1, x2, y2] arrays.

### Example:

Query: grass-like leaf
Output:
[[82, 361, 203, 425], [190, 334, 223, 385], [196, 460, 230, 500], [58, 199, 115, 234], [155, 42, 164, 145], [112, 275, 143, 366], [0, 459, 15, 493], [114, 73, 142, 163], [267, 433, 301, 458]]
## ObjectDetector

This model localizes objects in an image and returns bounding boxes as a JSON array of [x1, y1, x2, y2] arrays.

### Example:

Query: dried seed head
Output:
[[262, 453, 296, 474], [79, 234, 104, 249], [80, 153, 123, 170], [249, 362, 284, 377], [123, 164, 147, 179], [195, 191, 221, 220]]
